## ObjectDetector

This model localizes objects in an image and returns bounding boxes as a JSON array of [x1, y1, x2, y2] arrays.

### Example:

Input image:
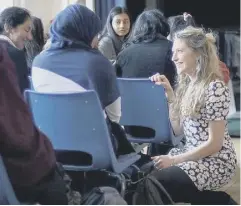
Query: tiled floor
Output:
[[219, 138, 240, 204]]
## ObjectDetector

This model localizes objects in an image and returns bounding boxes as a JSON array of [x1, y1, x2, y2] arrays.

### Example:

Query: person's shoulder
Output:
[[32, 50, 50, 67], [155, 38, 173, 46], [208, 79, 227, 88], [206, 79, 228, 96], [99, 35, 113, 43], [99, 36, 114, 47], [88, 52, 116, 78], [91, 50, 113, 66], [0, 40, 20, 55]]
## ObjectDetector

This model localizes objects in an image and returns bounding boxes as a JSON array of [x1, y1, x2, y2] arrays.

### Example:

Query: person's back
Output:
[[33, 48, 119, 111], [115, 9, 176, 138], [32, 4, 121, 124], [0, 41, 68, 204], [115, 9, 176, 86], [117, 38, 175, 84]]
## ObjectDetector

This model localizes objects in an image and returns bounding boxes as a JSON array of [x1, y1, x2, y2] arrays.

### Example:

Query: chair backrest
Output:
[[0, 155, 20, 205], [24, 90, 116, 171], [118, 78, 173, 143]]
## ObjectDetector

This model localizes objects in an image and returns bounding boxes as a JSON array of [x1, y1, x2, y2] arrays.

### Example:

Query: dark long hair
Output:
[[0, 7, 31, 34], [167, 14, 197, 41], [99, 6, 131, 54], [25, 16, 44, 68], [124, 9, 169, 48]]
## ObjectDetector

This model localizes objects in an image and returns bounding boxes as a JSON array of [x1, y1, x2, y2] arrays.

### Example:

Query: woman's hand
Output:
[[151, 155, 175, 169], [149, 73, 175, 102]]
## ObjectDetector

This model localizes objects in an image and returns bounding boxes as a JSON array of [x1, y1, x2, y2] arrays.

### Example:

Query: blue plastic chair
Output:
[[24, 90, 140, 173], [0, 154, 20, 205], [118, 78, 183, 146]]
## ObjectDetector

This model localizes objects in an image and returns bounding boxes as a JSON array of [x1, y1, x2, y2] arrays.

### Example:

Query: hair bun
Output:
[[205, 33, 216, 44]]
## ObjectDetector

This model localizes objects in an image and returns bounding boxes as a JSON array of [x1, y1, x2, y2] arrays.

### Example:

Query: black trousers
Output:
[[151, 166, 233, 205], [14, 167, 68, 205]]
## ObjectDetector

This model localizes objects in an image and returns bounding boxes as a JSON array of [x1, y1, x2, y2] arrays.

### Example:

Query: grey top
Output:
[[98, 36, 117, 63]]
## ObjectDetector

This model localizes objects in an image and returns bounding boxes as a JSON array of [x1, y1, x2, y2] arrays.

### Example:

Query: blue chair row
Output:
[[0, 154, 20, 205], [24, 90, 140, 173], [118, 78, 183, 146]]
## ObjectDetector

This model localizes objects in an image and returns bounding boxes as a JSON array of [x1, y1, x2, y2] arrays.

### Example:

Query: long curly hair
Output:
[[124, 9, 169, 48], [171, 26, 222, 119]]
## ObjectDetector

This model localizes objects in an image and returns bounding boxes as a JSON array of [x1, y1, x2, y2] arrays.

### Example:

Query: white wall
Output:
[[0, 0, 95, 32], [0, 0, 14, 9]]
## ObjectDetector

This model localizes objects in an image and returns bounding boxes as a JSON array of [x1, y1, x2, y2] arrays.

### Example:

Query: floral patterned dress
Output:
[[169, 80, 237, 191]]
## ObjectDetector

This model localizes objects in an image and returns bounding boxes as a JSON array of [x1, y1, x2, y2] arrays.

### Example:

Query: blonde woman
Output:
[[150, 26, 237, 204]]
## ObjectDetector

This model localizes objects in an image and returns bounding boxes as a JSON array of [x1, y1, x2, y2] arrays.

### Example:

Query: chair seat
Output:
[[114, 153, 141, 173], [117, 153, 140, 162], [63, 153, 141, 173]]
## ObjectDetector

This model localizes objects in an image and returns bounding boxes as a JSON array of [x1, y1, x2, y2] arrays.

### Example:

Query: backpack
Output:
[[80, 187, 127, 205], [132, 175, 174, 205]]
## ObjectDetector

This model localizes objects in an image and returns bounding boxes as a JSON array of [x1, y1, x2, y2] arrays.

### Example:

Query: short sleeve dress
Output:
[[168, 80, 237, 191]]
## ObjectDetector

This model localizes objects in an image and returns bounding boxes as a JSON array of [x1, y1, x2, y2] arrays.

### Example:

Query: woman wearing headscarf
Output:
[[0, 42, 68, 204], [31, 5, 126, 156], [32, 4, 121, 124]]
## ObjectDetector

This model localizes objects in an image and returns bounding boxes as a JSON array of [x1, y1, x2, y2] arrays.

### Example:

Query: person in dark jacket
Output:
[[0, 43, 68, 204], [115, 9, 177, 140], [0, 7, 32, 93], [115, 9, 177, 87]]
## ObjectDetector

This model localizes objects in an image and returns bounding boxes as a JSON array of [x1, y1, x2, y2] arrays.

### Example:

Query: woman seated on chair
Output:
[[0, 40, 69, 204], [115, 9, 177, 141], [32, 4, 121, 124], [149, 26, 237, 204], [31, 5, 136, 157], [115, 9, 176, 86]]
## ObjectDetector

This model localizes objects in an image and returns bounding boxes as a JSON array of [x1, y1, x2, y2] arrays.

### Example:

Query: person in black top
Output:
[[25, 16, 45, 69], [115, 9, 176, 87], [0, 7, 32, 93], [115, 9, 177, 140]]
